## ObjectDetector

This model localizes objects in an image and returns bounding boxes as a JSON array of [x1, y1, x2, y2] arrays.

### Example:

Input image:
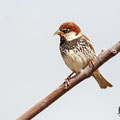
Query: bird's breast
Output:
[[61, 48, 89, 73], [60, 38, 96, 73]]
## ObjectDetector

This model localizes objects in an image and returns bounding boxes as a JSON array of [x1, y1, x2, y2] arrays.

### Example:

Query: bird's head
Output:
[[54, 22, 82, 41]]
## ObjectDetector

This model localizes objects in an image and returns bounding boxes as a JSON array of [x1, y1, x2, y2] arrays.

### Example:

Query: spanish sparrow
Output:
[[55, 22, 112, 89]]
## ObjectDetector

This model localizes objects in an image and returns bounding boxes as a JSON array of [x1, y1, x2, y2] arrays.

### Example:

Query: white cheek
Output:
[[63, 32, 82, 41]]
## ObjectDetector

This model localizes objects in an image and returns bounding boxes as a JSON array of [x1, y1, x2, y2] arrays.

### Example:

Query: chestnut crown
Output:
[[59, 22, 81, 35]]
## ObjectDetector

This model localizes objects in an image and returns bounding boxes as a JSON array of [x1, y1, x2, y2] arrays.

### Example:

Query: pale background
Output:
[[0, 0, 120, 120]]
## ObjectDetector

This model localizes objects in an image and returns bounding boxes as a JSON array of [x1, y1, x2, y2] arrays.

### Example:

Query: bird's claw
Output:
[[65, 78, 70, 85], [64, 76, 71, 89], [89, 58, 95, 67], [64, 78, 70, 89], [64, 72, 74, 89]]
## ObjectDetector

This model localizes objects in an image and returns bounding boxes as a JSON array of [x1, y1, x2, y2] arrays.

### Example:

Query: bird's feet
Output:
[[64, 72, 74, 89], [65, 78, 70, 86], [89, 58, 95, 67]]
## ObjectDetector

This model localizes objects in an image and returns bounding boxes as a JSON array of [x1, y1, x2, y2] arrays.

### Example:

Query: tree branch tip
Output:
[[101, 49, 105, 53]]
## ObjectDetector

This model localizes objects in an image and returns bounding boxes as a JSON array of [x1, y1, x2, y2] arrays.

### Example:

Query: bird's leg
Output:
[[89, 58, 95, 67], [65, 72, 74, 86]]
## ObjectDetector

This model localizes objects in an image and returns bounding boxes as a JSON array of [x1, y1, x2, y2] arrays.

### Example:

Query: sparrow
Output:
[[54, 22, 113, 89]]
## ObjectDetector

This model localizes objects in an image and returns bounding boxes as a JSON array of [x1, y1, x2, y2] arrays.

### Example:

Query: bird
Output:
[[54, 22, 113, 89]]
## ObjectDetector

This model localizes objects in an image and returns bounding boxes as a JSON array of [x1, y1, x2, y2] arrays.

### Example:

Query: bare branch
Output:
[[17, 41, 120, 120]]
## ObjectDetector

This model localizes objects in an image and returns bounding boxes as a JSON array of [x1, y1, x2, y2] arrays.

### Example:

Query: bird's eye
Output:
[[62, 29, 69, 33]]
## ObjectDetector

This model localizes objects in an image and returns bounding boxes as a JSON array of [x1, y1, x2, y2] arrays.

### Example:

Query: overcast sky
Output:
[[0, 0, 120, 120]]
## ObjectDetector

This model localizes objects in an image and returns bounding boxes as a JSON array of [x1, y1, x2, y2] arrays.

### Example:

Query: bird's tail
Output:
[[93, 69, 113, 89]]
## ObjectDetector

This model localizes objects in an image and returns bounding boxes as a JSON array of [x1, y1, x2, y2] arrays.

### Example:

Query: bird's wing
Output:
[[82, 34, 95, 53]]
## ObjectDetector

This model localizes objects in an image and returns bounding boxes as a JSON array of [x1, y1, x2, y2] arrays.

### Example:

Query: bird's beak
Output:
[[54, 30, 64, 36]]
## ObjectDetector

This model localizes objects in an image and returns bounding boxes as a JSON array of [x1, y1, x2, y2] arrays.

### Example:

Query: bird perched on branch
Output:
[[54, 22, 113, 89]]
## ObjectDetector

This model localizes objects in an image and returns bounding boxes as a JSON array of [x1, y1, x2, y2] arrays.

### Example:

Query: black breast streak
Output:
[[60, 36, 89, 56]]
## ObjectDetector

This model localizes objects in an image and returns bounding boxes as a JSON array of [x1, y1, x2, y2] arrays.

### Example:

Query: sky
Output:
[[0, 0, 120, 120]]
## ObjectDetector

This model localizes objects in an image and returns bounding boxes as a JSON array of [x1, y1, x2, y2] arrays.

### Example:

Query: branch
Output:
[[17, 41, 120, 120]]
